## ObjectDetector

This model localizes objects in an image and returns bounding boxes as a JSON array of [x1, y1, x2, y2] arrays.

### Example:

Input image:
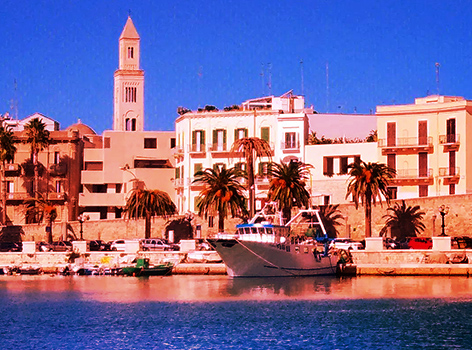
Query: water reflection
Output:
[[2, 275, 472, 303]]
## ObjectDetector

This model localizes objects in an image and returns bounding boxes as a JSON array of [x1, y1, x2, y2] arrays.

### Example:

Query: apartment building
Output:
[[377, 95, 472, 199]]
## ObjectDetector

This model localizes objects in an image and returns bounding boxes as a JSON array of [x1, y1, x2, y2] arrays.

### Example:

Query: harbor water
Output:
[[1, 275, 472, 349]]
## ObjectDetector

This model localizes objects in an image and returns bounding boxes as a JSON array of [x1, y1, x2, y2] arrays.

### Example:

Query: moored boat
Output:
[[207, 203, 338, 277], [121, 258, 173, 277]]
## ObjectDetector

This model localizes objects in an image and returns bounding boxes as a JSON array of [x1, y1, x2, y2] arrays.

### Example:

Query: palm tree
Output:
[[124, 188, 177, 239], [193, 166, 248, 232], [380, 200, 425, 239], [318, 204, 344, 239], [346, 160, 396, 238], [230, 137, 272, 218], [268, 161, 311, 224], [0, 125, 16, 224], [24, 118, 50, 200], [24, 195, 57, 243]]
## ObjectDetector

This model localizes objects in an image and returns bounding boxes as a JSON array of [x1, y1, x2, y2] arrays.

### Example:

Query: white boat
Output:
[[207, 203, 339, 277]]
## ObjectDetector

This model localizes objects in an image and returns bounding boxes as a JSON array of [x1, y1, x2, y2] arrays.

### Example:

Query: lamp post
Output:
[[438, 205, 449, 237], [78, 214, 89, 240]]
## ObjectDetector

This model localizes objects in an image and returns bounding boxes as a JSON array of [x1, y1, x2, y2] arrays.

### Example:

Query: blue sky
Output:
[[1, 1, 472, 134]]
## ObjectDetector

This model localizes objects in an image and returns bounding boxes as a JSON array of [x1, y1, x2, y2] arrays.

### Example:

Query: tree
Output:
[[318, 204, 344, 239], [0, 125, 16, 224], [230, 137, 272, 217], [192, 166, 248, 232], [24, 195, 57, 243], [380, 200, 425, 239], [268, 161, 311, 224], [346, 160, 396, 238], [24, 118, 50, 201], [124, 188, 177, 239]]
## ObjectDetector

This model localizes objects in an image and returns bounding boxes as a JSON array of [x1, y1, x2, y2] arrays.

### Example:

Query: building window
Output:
[[449, 151, 456, 176], [447, 118, 456, 143], [387, 154, 396, 170], [131, 119, 136, 131], [55, 181, 61, 193], [323, 157, 334, 176], [387, 187, 397, 200], [213, 163, 226, 172], [234, 128, 248, 141], [192, 130, 205, 152], [128, 46, 134, 59], [91, 184, 107, 193], [261, 127, 270, 142], [258, 162, 271, 177], [116, 184, 122, 193], [144, 138, 157, 149], [213, 129, 227, 151], [54, 152, 60, 165], [235, 162, 246, 172], [6, 181, 13, 193], [339, 157, 348, 175], [124, 87, 137, 103], [175, 167, 180, 179], [418, 120, 428, 145], [419, 185, 428, 197], [323, 196, 330, 205], [284, 132, 297, 149], [84, 162, 103, 171], [104, 137, 111, 148], [450, 184, 455, 195], [418, 152, 428, 178], [170, 138, 176, 149], [387, 122, 396, 147], [194, 163, 202, 175]]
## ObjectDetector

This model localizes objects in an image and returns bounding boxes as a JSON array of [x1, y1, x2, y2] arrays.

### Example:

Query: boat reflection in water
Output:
[[3, 275, 472, 302]]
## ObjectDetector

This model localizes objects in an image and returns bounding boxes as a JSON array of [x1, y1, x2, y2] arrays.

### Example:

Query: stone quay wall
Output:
[[14, 193, 472, 242]]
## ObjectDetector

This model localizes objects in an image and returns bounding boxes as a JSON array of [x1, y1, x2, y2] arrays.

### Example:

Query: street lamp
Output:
[[78, 214, 90, 240], [438, 205, 449, 237]]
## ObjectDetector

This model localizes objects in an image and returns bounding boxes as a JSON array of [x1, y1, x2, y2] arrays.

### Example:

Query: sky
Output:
[[1, 1, 472, 134]]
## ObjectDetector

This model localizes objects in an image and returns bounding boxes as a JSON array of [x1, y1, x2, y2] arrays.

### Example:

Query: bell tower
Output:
[[113, 16, 144, 131]]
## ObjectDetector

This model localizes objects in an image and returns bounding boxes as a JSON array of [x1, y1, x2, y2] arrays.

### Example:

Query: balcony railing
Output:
[[173, 178, 186, 187], [47, 192, 66, 200], [390, 168, 434, 185], [49, 163, 67, 177], [378, 137, 433, 154], [209, 143, 228, 153], [438, 167, 460, 178], [188, 144, 206, 154], [439, 134, 460, 151], [6, 192, 29, 201], [3, 163, 21, 176], [281, 141, 300, 151]]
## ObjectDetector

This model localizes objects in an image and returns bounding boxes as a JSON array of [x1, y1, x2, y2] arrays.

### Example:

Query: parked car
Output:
[[452, 236, 472, 249], [50, 241, 73, 252], [394, 238, 411, 250], [408, 237, 432, 249], [0, 242, 22, 252], [329, 238, 364, 250], [140, 238, 179, 251], [89, 240, 106, 251], [37, 241, 51, 252], [110, 239, 126, 251]]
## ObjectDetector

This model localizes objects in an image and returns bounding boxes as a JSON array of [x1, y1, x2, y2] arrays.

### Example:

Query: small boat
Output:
[[207, 202, 338, 278], [121, 258, 173, 277]]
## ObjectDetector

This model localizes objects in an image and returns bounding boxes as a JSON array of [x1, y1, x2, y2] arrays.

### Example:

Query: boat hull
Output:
[[121, 264, 173, 277], [208, 238, 338, 277]]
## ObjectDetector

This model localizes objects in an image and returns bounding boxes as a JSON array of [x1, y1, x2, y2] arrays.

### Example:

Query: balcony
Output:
[[188, 144, 206, 157], [378, 137, 433, 155], [281, 141, 300, 153], [209, 143, 229, 157], [255, 175, 272, 189], [439, 167, 460, 185], [3, 163, 21, 177], [173, 178, 186, 188], [172, 147, 185, 159], [47, 192, 66, 201], [5, 192, 29, 201], [389, 168, 434, 186], [439, 134, 460, 151], [79, 192, 125, 206], [48, 163, 67, 177]]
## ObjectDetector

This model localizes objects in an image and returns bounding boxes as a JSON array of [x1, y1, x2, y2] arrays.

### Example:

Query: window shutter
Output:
[[244, 128, 248, 138], [234, 129, 238, 141], [201, 131, 205, 145], [192, 131, 196, 145], [261, 127, 269, 142], [223, 130, 227, 145], [175, 167, 180, 179], [212, 130, 217, 145]]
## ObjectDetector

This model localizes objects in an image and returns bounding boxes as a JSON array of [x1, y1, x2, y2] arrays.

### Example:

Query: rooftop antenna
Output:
[[326, 62, 330, 113], [10, 79, 18, 120], [260, 63, 265, 96], [197, 66, 203, 108], [435, 62, 440, 95], [300, 59, 304, 96], [267, 63, 272, 95]]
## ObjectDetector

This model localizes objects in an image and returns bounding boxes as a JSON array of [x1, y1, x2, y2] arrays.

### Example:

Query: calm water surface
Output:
[[1, 275, 472, 349]]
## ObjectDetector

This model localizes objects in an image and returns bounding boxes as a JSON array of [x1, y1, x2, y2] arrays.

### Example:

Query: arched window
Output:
[[128, 47, 134, 59], [131, 119, 136, 131], [125, 118, 130, 131]]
